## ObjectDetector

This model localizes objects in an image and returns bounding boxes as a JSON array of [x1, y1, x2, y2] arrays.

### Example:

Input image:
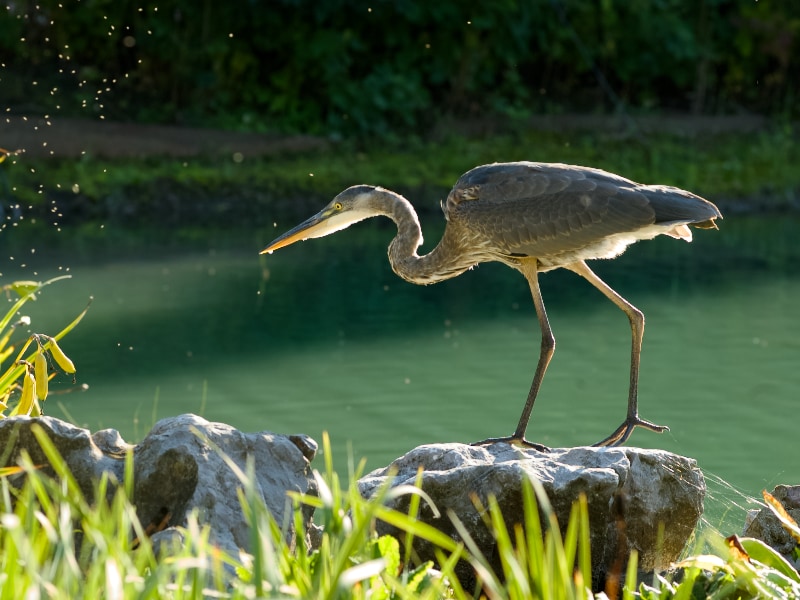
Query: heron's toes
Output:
[[471, 435, 550, 453], [639, 419, 669, 434], [593, 415, 669, 447]]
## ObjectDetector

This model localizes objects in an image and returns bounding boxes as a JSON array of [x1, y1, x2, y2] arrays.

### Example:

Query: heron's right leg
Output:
[[472, 261, 552, 452]]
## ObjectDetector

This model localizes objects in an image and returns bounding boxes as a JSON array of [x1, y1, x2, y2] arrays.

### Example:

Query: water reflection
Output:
[[2, 214, 799, 504]]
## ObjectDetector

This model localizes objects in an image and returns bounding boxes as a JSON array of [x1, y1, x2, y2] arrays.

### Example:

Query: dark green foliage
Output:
[[1, 0, 797, 137]]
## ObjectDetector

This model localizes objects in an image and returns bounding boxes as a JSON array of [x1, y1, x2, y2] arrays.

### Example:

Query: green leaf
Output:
[[7, 281, 40, 299], [405, 560, 435, 593], [739, 537, 800, 584], [376, 534, 400, 578], [0, 276, 71, 333]]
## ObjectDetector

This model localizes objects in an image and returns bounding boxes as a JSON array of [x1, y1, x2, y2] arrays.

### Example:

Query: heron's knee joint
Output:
[[541, 334, 555, 353]]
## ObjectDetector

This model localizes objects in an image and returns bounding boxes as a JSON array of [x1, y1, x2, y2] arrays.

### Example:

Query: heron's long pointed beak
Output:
[[261, 198, 376, 255], [260, 210, 332, 254]]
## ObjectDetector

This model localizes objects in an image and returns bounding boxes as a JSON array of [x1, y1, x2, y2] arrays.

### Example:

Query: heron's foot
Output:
[[471, 435, 550, 453], [593, 415, 669, 447]]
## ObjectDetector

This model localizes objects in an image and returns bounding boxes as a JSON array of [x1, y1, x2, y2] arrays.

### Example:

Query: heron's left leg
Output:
[[472, 260, 551, 452], [565, 261, 669, 446]]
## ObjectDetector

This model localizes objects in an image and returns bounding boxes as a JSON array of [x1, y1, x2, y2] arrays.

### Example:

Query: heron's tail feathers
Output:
[[642, 185, 722, 230]]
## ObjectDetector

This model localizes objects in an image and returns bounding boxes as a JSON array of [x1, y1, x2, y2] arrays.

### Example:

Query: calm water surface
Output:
[[2, 213, 799, 522]]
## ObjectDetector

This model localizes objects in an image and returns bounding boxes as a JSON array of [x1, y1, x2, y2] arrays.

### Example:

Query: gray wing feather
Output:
[[445, 162, 657, 257], [641, 185, 722, 224]]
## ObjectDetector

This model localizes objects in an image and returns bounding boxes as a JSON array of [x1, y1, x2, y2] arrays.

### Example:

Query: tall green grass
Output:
[[0, 426, 797, 599]]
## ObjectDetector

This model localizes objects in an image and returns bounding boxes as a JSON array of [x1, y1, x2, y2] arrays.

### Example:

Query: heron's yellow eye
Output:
[[334, 202, 343, 210]]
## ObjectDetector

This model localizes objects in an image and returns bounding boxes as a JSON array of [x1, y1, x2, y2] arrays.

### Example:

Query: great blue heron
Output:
[[261, 162, 721, 448]]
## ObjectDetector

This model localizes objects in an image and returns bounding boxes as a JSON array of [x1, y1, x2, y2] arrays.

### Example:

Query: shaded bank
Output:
[[1, 115, 798, 231]]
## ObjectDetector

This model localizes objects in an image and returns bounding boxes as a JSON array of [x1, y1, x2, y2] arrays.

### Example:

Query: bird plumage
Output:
[[262, 161, 722, 448], [443, 162, 720, 268]]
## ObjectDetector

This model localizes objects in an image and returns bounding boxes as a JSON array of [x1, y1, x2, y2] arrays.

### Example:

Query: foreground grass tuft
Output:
[[0, 426, 798, 598]]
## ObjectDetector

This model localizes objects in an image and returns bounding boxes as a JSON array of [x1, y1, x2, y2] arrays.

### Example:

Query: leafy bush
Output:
[[1, 1, 797, 136], [638, 535, 800, 599]]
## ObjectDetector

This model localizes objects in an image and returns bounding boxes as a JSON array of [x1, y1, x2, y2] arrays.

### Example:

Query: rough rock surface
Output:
[[0, 414, 317, 556], [743, 485, 800, 569], [359, 443, 705, 590], [0, 414, 128, 500], [0, 414, 708, 590]]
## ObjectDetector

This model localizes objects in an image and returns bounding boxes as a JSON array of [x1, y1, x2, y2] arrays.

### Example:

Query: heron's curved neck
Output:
[[376, 189, 474, 285]]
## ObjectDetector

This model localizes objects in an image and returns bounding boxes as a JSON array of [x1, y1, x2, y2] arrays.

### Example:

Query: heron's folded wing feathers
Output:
[[446, 163, 656, 257]]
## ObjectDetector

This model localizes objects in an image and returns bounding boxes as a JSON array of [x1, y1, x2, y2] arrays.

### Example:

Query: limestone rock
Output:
[[359, 443, 705, 590], [133, 414, 317, 554], [743, 485, 800, 568], [0, 414, 317, 557], [0, 415, 128, 501]]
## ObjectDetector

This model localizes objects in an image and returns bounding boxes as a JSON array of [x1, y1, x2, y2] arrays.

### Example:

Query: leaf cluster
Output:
[[0, 278, 86, 418]]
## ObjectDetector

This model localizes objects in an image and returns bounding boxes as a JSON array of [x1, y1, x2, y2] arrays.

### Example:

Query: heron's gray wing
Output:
[[445, 162, 656, 257]]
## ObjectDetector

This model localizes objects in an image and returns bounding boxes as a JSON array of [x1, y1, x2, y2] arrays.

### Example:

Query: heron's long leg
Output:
[[565, 261, 668, 446], [473, 260, 552, 451], [512, 261, 555, 440]]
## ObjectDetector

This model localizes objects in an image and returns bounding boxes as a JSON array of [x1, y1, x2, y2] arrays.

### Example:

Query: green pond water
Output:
[[2, 212, 799, 526]]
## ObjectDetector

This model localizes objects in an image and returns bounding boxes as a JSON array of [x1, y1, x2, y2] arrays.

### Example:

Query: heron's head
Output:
[[261, 185, 383, 254]]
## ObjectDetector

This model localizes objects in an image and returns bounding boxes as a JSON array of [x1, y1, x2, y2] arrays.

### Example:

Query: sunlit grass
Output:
[[1, 425, 798, 598], [4, 127, 798, 216]]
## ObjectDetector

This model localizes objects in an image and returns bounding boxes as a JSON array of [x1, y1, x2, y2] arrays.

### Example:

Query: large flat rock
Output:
[[359, 443, 705, 589]]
